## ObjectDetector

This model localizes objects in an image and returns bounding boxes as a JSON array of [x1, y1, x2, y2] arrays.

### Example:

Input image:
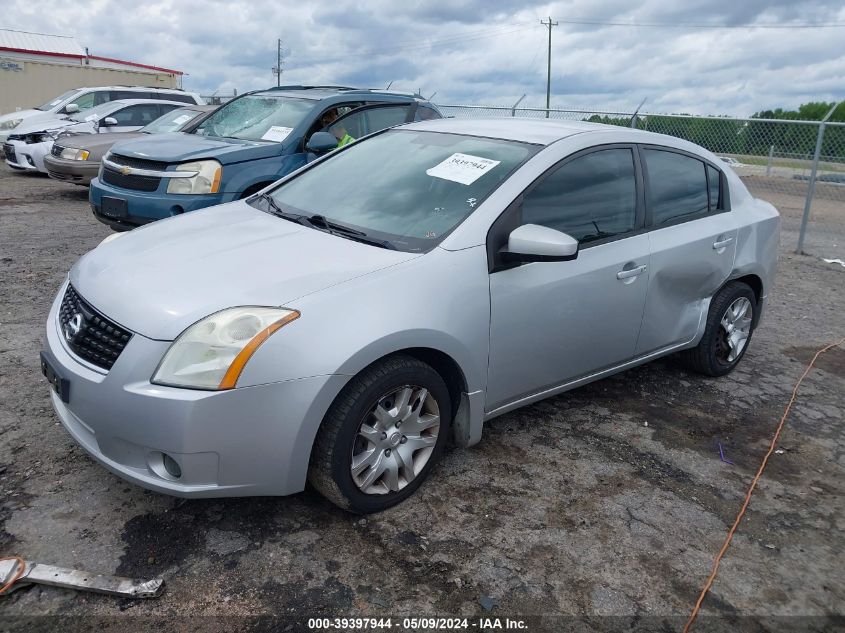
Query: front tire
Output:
[[308, 355, 452, 513], [680, 281, 756, 377]]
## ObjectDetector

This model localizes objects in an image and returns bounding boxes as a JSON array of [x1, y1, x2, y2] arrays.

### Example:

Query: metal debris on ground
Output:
[[479, 595, 500, 611], [0, 558, 164, 598]]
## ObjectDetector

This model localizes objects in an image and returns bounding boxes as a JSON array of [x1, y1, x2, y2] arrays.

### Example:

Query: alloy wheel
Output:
[[351, 385, 440, 495]]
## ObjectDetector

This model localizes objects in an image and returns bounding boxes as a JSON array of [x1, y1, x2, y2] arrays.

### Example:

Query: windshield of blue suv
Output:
[[194, 95, 313, 142], [261, 129, 538, 253]]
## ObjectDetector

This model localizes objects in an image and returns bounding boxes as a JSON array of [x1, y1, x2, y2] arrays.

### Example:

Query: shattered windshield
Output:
[[194, 95, 312, 142]]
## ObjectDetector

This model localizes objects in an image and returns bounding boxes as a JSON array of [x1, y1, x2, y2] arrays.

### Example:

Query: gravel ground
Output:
[[0, 167, 843, 632]]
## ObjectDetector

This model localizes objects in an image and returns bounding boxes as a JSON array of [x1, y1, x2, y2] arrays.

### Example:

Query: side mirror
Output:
[[64, 104, 80, 114], [101, 117, 118, 127], [500, 224, 579, 263], [306, 131, 337, 154]]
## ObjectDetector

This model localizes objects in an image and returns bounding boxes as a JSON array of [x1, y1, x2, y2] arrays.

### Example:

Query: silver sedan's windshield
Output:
[[141, 108, 202, 134], [265, 130, 538, 252], [194, 95, 312, 141], [69, 102, 117, 122]]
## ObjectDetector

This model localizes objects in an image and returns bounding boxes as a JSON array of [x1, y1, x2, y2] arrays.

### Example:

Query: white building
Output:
[[0, 28, 183, 115]]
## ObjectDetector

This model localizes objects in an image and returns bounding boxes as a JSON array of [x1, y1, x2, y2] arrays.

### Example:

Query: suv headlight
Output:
[[166, 159, 222, 195], [0, 118, 22, 131], [60, 147, 89, 160], [152, 307, 300, 390]]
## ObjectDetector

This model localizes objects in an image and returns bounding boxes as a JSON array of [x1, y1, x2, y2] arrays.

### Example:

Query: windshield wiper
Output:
[[254, 197, 395, 250], [307, 215, 396, 250], [254, 193, 306, 224]]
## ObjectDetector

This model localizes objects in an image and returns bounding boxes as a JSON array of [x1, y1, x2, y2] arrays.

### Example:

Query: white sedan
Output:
[[3, 99, 185, 173]]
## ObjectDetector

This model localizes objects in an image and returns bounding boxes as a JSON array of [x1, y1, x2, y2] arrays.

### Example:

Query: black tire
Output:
[[308, 355, 452, 514], [680, 281, 757, 377]]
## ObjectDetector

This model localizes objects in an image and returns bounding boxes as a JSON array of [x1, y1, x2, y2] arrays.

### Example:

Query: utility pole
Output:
[[540, 17, 558, 118], [273, 38, 284, 87]]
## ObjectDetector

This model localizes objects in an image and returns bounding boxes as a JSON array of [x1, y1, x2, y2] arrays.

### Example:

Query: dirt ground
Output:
[[0, 167, 843, 633]]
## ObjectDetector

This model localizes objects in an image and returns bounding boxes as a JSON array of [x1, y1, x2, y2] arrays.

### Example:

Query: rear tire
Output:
[[680, 281, 756, 377], [308, 355, 452, 513]]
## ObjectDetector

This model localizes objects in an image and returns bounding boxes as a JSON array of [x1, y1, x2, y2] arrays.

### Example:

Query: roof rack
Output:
[[267, 85, 359, 92]]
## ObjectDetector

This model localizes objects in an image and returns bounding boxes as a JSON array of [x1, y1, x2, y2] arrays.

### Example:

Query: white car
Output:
[[0, 86, 203, 142], [3, 99, 186, 173]]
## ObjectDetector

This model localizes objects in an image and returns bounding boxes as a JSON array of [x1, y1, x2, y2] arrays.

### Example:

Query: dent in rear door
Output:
[[636, 215, 737, 355]]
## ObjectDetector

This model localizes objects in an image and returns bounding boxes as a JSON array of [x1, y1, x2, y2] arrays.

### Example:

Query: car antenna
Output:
[[386, 80, 393, 90]]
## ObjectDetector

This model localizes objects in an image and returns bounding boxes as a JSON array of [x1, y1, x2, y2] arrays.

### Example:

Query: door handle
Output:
[[713, 236, 734, 250], [616, 264, 647, 280]]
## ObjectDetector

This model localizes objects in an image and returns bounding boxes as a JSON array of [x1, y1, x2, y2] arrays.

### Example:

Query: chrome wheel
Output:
[[351, 385, 440, 495], [718, 297, 753, 363]]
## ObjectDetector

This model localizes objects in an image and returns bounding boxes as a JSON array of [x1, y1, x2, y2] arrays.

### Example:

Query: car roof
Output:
[[72, 86, 196, 93], [96, 98, 189, 110], [401, 117, 686, 147]]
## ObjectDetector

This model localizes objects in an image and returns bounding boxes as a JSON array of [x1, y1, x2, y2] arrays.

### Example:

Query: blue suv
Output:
[[89, 86, 442, 230]]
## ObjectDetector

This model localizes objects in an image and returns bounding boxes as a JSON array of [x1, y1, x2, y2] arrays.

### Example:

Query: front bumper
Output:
[[44, 155, 99, 185], [43, 281, 347, 497], [3, 139, 50, 172], [89, 176, 233, 229]]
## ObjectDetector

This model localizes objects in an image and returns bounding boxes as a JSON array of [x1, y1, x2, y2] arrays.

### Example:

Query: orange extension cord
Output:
[[0, 556, 26, 595], [683, 335, 845, 633]]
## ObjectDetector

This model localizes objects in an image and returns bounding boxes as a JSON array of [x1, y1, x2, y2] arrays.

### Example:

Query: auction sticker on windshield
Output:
[[172, 114, 192, 125], [426, 153, 501, 185], [261, 126, 294, 142]]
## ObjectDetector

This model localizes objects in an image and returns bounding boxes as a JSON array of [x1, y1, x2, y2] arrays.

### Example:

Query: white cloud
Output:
[[5, 0, 845, 116]]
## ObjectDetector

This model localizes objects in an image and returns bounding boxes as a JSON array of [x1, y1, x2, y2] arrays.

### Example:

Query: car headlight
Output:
[[166, 159, 222, 195], [60, 147, 89, 160], [152, 307, 300, 389], [0, 118, 22, 131]]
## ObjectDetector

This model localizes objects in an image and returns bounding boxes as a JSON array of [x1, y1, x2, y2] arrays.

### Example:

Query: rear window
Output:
[[644, 149, 709, 225], [707, 164, 722, 211]]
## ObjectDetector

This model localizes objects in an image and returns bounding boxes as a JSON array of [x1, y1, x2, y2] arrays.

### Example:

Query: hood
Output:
[[70, 200, 419, 340], [0, 108, 42, 125], [108, 132, 286, 165], [57, 131, 145, 160], [11, 116, 93, 136]]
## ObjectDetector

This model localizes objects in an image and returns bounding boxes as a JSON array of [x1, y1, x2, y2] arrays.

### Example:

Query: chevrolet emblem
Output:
[[120, 166, 132, 176]]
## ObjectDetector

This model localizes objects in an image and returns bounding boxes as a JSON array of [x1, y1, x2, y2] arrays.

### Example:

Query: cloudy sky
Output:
[[6, 0, 845, 116]]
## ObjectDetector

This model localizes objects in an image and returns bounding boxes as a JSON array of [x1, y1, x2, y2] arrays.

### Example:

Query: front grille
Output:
[[3, 143, 15, 162], [58, 285, 132, 370], [51, 144, 64, 157], [102, 167, 161, 192], [109, 153, 170, 171]]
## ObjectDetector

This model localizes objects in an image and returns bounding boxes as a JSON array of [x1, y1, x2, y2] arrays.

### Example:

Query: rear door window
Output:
[[643, 149, 709, 225]]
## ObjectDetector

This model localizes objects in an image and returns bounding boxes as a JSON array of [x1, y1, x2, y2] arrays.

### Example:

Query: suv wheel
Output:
[[308, 355, 452, 513]]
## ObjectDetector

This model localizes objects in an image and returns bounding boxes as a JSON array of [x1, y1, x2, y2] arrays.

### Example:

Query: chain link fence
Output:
[[438, 104, 845, 261]]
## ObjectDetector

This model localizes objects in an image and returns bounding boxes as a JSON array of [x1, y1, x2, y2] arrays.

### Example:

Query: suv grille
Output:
[[102, 168, 161, 192], [58, 285, 132, 370], [109, 154, 170, 171]]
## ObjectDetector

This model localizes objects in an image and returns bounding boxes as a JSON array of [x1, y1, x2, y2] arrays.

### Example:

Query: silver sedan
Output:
[[41, 118, 779, 513]]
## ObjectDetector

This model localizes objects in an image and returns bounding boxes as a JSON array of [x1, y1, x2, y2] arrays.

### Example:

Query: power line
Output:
[[555, 18, 845, 29]]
